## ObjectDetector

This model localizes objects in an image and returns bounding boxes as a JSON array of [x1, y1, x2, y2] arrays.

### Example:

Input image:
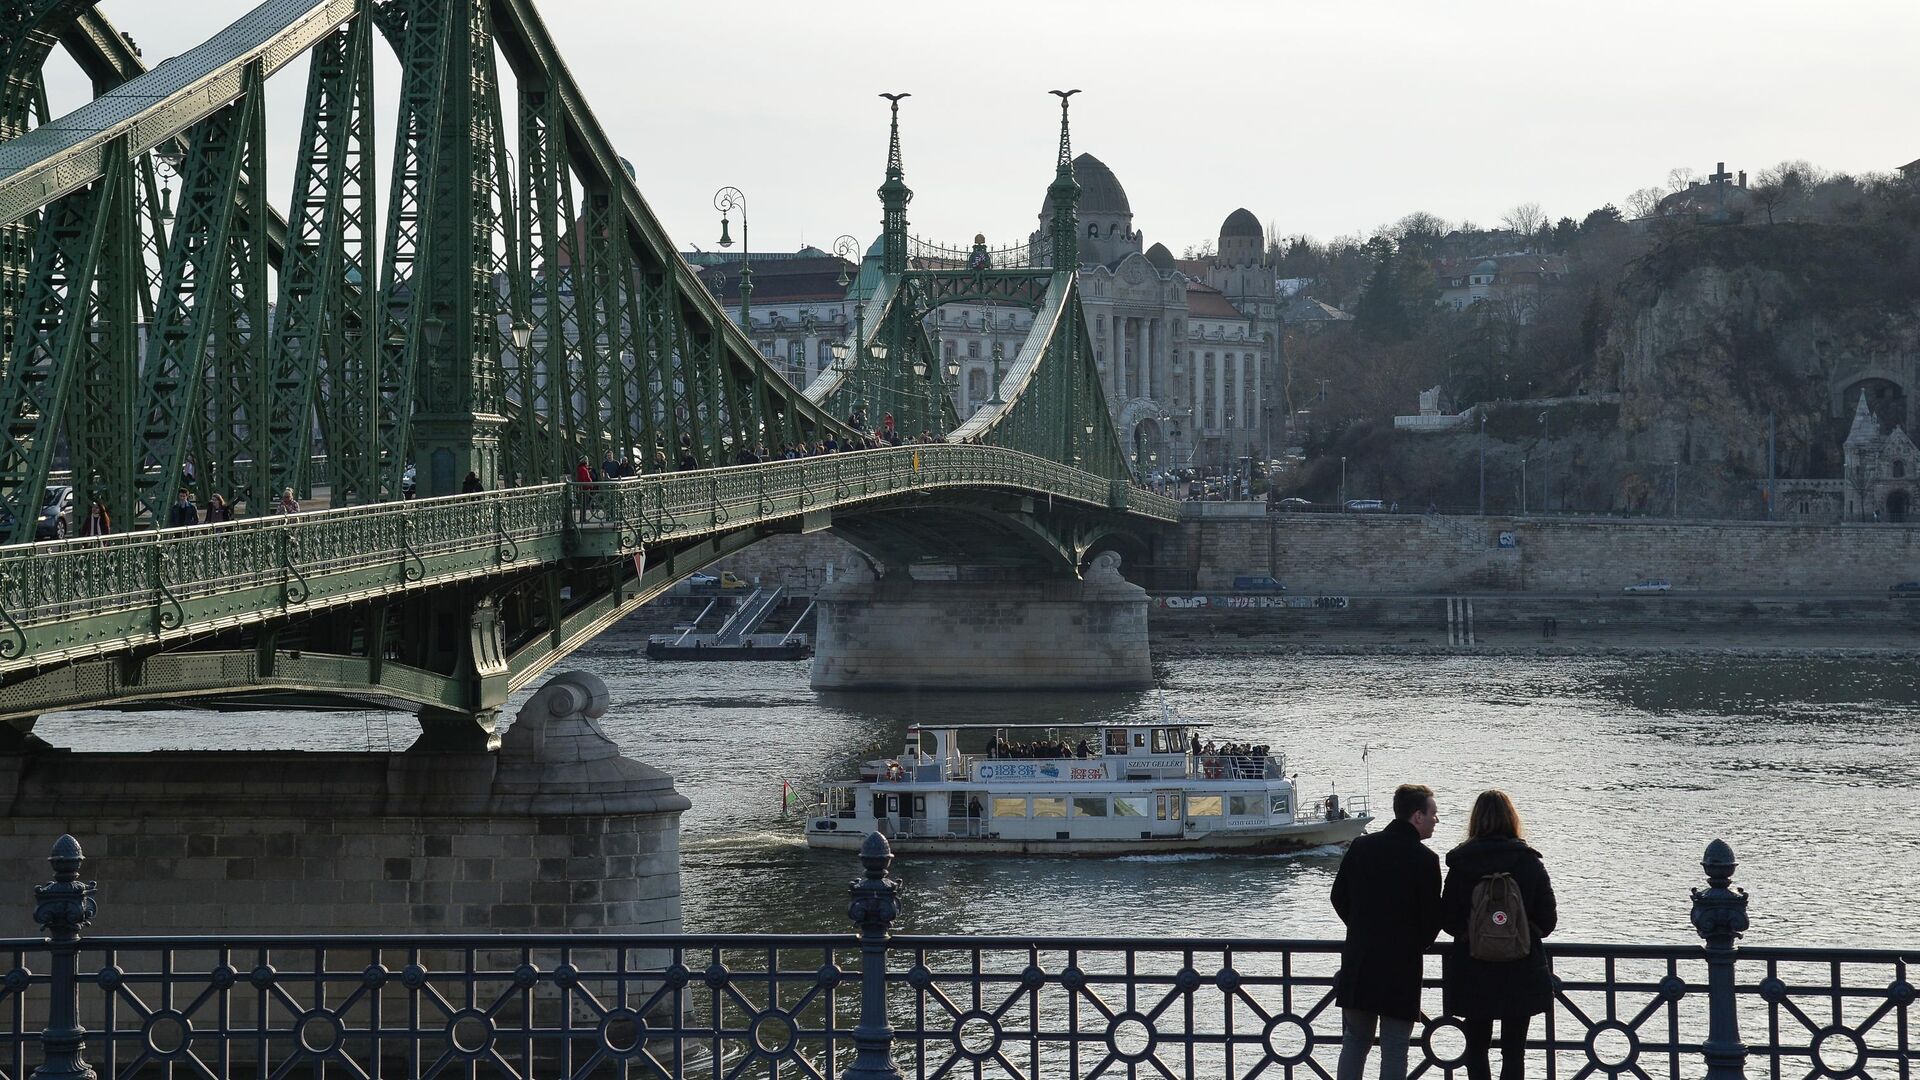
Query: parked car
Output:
[[0, 485, 73, 541], [1271, 497, 1313, 511], [1890, 581, 1920, 598], [718, 571, 750, 590], [1344, 499, 1385, 513], [686, 572, 719, 587], [1232, 575, 1287, 593], [1623, 579, 1672, 593]]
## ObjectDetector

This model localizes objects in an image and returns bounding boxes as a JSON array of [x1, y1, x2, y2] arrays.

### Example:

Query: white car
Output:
[[1623, 579, 1672, 593], [686, 572, 719, 587]]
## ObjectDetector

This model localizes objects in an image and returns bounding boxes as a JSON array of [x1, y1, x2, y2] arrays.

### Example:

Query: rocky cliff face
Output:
[[1319, 224, 1920, 517], [1594, 224, 1920, 514]]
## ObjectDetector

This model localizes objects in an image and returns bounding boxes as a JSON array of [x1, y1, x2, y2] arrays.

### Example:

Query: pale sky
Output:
[[50, 0, 1920, 257]]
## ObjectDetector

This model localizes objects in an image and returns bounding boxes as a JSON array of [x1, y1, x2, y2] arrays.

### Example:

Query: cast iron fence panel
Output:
[[3, 834, 1912, 1080]]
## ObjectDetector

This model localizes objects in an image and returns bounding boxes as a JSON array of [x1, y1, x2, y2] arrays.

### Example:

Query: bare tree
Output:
[[1501, 203, 1545, 247], [1625, 186, 1665, 219], [1752, 160, 1827, 224], [1393, 210, 1451, 238], [1666, 166, 1697, 193], [1182, 239, 1216, 260]]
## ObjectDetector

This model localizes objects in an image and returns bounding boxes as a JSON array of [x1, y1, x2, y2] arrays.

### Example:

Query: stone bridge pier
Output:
[[0, 671, 685, 935], [810, 552, 1153, 691]]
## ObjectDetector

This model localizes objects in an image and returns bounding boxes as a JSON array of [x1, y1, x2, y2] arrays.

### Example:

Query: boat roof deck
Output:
[[907, 721, 1214, 732]]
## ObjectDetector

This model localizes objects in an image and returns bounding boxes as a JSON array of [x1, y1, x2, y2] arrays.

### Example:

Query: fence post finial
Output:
[[31, 835, 97, 1080], [846, 832, 902, 1080], [1691, 838, 1749, 1080]]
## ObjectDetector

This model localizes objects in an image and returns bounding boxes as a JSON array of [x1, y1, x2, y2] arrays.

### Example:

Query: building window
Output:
[[817, 340, 834, 364], [944, 340, 956, 359], [967, 340, 980, 359], [968, 369, 988, 401]]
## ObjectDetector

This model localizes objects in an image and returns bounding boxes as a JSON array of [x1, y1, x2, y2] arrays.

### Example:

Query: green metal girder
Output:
[[270, 7, 376, 509], [0, 136, 129, 542], [371, 0, 450, 499], [130, 64, 267, 524]]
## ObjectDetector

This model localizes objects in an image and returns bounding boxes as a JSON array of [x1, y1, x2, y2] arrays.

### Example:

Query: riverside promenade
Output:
[[2, 832, 1909, 1079]]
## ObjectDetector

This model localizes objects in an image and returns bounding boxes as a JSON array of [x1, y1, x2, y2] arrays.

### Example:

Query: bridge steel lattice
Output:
[[0, 1, 1176, 749]]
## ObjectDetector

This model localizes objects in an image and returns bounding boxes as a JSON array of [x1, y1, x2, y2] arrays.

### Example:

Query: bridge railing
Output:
[[0, 834, 1903, 1080], [0, 446, 1173, 670], [581, 444, 1179, 546]]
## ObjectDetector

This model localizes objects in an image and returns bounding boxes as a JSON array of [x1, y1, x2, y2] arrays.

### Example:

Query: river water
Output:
[[37, 636, 1920, 948]]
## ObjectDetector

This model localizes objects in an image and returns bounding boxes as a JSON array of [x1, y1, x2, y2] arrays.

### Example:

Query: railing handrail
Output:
[[7, 834, 1907, 1080]]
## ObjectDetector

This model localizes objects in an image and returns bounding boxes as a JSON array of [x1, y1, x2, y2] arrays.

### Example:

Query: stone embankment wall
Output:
[[1161, 515, 1920, 593]]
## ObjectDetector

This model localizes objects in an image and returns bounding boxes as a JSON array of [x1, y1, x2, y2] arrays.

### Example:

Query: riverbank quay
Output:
[[2, 834, 1904, 1079], [1148, 592, 1920, 656], [1152, 509, 1920, 595]]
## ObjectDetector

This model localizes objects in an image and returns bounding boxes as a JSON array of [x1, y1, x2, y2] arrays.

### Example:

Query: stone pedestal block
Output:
[[0, 671, 688, 936], [810, 555, 1152, 691]]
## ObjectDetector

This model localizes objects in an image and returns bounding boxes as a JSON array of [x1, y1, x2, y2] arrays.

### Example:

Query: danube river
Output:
[[39, 637, 1920, 947]]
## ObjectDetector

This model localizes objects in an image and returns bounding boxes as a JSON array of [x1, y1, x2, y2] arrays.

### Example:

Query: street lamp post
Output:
[[1339, 455, 1347, 509], [987, 340, 1005, 406], [1672, 460, 1680, 519], [1538, 410, 1550, 513], [716, 186, 757, 451], [1478, 411, 1487, 515], [1521, 457, 1528, 515]]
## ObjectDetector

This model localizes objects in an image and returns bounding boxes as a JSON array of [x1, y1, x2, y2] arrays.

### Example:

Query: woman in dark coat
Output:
[[1441, 789, 1558, 1080]]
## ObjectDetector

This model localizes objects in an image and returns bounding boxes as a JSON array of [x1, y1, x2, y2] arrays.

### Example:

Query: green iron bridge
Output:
[[0, 0, 1177, 749]]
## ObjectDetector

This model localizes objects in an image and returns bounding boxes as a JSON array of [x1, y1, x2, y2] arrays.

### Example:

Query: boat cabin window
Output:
[[1132, 732, 1145, 749], [1071, 796, 1108, 818], [1031, 797, 1066, 818], [1187, 795, 1223, 817], [1113, 796, 1150, 817], [991, 796, 1028, 819], [1269, 794, 1291, 816], [1229, 795, 1258, 817], [1106, 729, 1128, 755], [1151, 728, 1174, 753]]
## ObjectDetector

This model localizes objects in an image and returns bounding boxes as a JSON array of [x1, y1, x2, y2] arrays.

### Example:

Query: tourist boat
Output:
[[802, 719, 1370, 855]]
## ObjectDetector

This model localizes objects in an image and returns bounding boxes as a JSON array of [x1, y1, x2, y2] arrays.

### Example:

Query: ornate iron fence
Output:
[[4, 833, 1903, 1080]]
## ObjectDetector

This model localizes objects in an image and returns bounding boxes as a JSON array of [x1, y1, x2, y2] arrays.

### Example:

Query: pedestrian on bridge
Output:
[[82, 500, 110, 537], [165, 489, 197, 529], [461, 471, 484, 494], [203, 493, 232, 525], [276, 488, 300, 515], [1331, 783, 1441, 1080]]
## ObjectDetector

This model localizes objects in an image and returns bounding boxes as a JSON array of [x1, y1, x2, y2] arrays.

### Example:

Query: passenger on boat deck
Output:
[[1190, 733, 1202, 756], [1076, 738, 1091, 758], [1203, 739, 1218, 754]]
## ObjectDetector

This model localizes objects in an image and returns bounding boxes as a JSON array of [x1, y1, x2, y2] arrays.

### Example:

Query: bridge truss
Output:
[[0, 0, 1174, 748]]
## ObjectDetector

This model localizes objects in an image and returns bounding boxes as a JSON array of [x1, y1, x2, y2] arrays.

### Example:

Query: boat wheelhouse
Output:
[[804, 720, 1369, 855]]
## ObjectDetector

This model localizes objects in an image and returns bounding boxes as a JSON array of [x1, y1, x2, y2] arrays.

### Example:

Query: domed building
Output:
[[941, 159, 1285, 477]]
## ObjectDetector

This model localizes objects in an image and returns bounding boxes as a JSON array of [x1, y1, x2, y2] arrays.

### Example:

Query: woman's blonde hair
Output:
[[1465, 788, 1524, 841]]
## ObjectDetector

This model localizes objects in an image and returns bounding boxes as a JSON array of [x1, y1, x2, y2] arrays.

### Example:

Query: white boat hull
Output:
[[805, 814, 1370, 856]]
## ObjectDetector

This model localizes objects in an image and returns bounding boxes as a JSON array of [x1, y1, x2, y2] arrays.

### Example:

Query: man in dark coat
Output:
[[1331, 784, 1442, 1080], [1440, 834, 1558, 1080]]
